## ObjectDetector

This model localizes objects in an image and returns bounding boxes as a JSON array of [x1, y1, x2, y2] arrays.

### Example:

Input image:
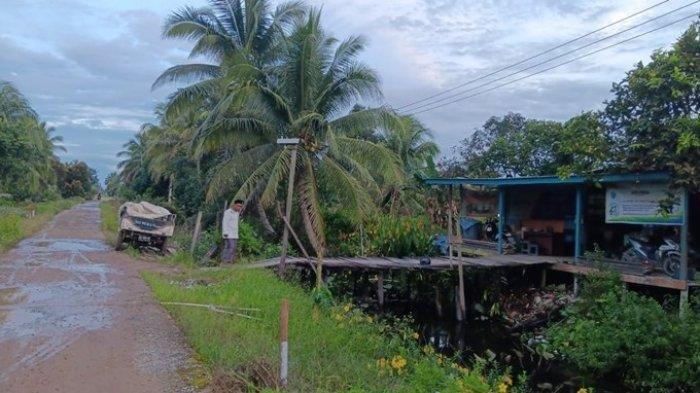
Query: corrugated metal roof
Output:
[[423, 171, 671, 187]]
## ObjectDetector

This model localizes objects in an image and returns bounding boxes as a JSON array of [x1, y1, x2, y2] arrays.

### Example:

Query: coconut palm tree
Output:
[[380, 115, 439, 213], [117, 131, 149, 183], [195, 10, 403, 286], [153, 0, 305, 120]]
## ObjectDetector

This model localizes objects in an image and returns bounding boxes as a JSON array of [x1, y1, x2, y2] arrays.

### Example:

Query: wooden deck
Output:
[[549, 261, 692, 290], [247, 250, 695, 291], [248, 253, 560, 271]]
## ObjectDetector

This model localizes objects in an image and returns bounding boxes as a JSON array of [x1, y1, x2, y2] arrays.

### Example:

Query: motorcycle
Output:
[[621, 235, 681, 277]]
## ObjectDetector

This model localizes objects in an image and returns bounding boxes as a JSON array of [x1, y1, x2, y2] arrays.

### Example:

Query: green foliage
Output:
[[142, 268, 526, 392], [544, 272, 700, 391], [99, 200, 120, 246], [604, 22, 700, 190], [0, 198, 81, 251], [457, 112, 612, 178], [366, 215, 435, 257], [54, 160, 98, 198], [0, 81, 76, 200]]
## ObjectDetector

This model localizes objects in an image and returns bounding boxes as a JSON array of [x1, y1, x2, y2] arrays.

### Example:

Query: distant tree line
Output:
[[0, 81, 97, 201]]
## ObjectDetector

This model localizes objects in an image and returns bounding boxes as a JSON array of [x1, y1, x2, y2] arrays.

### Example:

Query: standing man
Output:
[[222, 199, 243, 263]]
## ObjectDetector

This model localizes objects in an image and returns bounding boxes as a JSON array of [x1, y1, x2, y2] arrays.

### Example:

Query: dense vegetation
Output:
[[0, 81, 97, 201], [542, 272, 700, 392]]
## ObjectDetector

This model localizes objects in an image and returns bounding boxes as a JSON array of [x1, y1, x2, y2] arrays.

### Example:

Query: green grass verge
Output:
[[100, 199, 121, 246], [142, 268, 522, 392], [0, 198, 82, 252]]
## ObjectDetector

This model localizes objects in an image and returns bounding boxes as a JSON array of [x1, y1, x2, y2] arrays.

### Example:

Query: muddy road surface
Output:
[[0, 202, 195, 392]]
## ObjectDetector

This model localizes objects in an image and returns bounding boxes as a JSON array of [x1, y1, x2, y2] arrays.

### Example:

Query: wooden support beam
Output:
[[434, 285, 443, 318], [454, 286, 464, 321], [457, 254, 466, 320], [574, 186, 583, 261], [549, 263, 688, 290], [279, 145, 299, 277], [448, 185, 454, 260], [377, 272, 385, 308]]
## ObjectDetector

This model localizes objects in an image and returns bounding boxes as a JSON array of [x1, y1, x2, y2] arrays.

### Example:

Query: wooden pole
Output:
[[448, 185, 453, 260], [454, 286, 464, 322], [377, 272, 385, 308], [457, 252, 466, 320], [573, 186, 583, 296], [679, 188, 689, 316], [279, 299, 289, 388], [360, 223, 365, 257], [434, 285, 443, 318], [190, 210, 203, 255], [279, 146, 299, 277]]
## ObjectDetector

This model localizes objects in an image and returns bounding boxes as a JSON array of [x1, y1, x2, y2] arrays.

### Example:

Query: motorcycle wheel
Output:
[[662, 253, 681, 278]]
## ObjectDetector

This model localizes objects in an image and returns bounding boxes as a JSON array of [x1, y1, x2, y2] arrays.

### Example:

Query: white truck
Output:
[[116, 201, 176, 252]]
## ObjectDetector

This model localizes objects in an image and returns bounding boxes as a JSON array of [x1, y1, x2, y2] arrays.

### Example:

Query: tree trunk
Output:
[[167, 174, 174, 204], [256, 202, 276, 235]]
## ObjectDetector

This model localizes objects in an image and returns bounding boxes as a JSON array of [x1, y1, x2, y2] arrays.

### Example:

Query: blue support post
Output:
[[498, 187, 506, 254], [574, 186, 583, 262]]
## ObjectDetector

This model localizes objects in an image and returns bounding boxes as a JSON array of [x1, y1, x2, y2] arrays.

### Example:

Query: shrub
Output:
[[544, 272, 700, 391], [366, 215, 436, 257]]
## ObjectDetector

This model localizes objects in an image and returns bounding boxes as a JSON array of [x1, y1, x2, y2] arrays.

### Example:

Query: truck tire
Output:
[[160, 238, 169, 253], [115, 230, 125, 251]]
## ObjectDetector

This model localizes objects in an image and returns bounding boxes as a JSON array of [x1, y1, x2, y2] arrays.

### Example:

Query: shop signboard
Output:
[[605, 184, 684, 225]]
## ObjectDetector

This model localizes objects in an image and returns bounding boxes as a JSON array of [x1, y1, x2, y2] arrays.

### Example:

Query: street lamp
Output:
[[277, 138, 300, 276]]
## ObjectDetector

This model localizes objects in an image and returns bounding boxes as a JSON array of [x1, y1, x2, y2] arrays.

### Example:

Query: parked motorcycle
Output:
[[621, 235, 681, 277]]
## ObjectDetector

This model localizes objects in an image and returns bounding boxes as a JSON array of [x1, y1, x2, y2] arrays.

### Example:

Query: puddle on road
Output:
[[17, 238, 110, 253], [0, 232, 119, 379]]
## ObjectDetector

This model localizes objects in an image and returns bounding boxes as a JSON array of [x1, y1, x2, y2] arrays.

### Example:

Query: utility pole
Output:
[[278, 138, 300, 277]]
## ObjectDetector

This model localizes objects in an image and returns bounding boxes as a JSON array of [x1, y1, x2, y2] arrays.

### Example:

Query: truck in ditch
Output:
[[116, 201, 176, 252]]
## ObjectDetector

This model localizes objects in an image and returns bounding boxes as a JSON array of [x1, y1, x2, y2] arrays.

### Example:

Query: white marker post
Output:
[[279, 299, 289, 388]]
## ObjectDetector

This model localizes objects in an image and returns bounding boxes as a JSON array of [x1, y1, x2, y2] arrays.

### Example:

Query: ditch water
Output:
[[299, 267, 588, 391]]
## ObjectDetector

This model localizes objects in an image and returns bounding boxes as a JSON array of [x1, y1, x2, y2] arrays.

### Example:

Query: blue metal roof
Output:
[[423, 171, 671, 187]]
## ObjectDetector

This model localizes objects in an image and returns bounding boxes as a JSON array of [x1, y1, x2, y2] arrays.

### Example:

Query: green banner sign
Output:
[[605, 184, 684, 225]]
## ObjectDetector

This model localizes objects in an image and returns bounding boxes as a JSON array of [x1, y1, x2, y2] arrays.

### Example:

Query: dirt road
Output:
[[0, 202, 195, 392]]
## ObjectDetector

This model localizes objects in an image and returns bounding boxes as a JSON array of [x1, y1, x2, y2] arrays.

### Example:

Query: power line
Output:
[[400, 1, 699, 113], [396, 0, 673, 110], [396, 0, 674, 110], [407, 12, 699, 116]]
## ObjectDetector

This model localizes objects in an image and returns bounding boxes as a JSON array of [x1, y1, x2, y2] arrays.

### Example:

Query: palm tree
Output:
[[380, 115, 439, 213], [0, 81, 37, 122], [152, 0, 305, 120], [196, 10, 403, 286], [117, 131, 149, 183]]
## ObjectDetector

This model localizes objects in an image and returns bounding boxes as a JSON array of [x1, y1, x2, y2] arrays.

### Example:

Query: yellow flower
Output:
[[343, 303, 352, 313], [366, 316, 373, 323], [390, 355, 407, 371], [502, 375, 513, 386], [411, 332, 420, 340], [497, 382, 509, 393], [576, 389, 590, 393], [333, 313, 343, 321]]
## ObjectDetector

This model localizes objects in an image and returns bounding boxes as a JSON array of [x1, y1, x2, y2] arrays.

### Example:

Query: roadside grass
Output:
[[99, 199, 121, 247], [0, 198, 82, 252], [142, 268, 518, 392]]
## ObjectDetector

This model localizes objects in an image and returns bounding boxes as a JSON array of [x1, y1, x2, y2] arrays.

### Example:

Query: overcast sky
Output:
[[1, 0, 697, 181]]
